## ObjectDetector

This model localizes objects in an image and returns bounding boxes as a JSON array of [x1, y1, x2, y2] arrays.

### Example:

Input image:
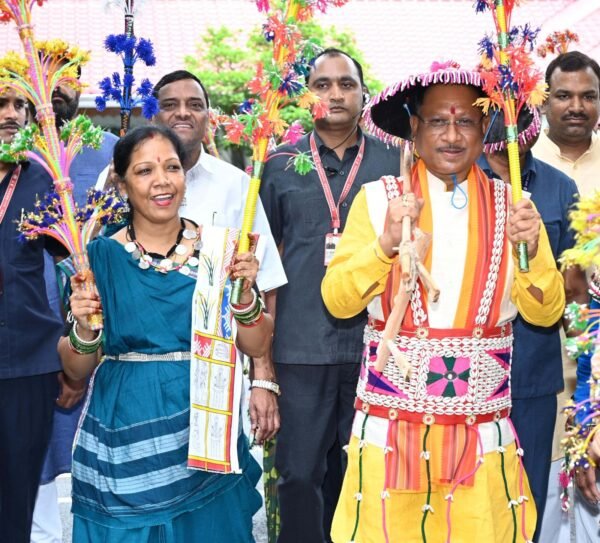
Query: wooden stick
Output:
[[374, 231, 431, 372], [374, 289, 410, 372], [400, 141, 414, 282], [416, 261, 440, 303]]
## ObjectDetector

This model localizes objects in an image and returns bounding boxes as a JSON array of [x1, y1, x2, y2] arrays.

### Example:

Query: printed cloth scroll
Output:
[[188, 225, 242, 474]]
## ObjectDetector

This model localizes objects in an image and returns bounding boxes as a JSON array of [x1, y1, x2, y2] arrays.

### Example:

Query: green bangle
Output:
[[69, 322, 102, 355], [230, 289, 258, 315], [233, 297, 264, 325]]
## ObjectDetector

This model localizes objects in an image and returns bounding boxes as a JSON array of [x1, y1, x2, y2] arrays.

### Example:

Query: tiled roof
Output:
[[1, 0, 598, 98], [321, 0, 590, 82]]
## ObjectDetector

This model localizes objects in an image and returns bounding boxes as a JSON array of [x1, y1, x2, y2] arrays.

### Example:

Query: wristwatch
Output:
[[251, 379, 281, 396]]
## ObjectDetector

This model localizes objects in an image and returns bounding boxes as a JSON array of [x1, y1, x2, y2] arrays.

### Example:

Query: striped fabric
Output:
[[71, 360, 231, 521], [385, 420, 478, 491], [380, 161, 510, 330]]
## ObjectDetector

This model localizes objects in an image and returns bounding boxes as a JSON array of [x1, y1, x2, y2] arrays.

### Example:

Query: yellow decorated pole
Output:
[[494, 0, 529, 272]]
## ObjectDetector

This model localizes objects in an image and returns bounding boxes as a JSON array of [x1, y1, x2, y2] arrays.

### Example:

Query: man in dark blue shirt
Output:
[[31, 71, 118, 543], [478, 108, 580, 542], [0, 90, 64, 543], [260, 49, 401, 543]]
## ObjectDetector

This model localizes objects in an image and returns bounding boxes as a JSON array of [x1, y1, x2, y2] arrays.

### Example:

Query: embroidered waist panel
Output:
[[358, 325, 513, 417]]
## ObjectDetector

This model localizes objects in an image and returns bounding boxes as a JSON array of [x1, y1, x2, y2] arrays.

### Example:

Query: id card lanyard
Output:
[[0, 165, 22, 225], [310, 133, 365, 265]]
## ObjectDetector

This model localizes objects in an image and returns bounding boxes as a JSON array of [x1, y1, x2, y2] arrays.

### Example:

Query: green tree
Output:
[[185, 20, 382, 152]]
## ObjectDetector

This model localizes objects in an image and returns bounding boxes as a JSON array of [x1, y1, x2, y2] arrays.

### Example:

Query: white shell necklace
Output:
[[124, 218, 203, 275]]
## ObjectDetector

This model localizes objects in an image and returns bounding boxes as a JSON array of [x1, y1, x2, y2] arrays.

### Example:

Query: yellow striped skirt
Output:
[[331, 413, 536, 543]]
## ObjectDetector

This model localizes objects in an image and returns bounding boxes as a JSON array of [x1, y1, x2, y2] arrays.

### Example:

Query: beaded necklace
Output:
[[124, 218, 203, 275]]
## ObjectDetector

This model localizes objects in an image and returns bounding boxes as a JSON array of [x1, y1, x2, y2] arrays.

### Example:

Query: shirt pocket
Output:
[[11, 237, 44, 272], [287, 193, 329, 239]]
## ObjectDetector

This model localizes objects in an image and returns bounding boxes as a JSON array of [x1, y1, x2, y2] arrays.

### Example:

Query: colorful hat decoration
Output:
[[483, 105, 541, 153], [364, 61, 482, 145]]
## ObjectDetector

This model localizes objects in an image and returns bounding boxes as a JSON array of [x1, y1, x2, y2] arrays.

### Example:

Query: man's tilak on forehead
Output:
[[321, 61, 566, 543]]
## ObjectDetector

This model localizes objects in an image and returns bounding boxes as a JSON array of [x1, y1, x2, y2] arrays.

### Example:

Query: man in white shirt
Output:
[[534, 51, 600, 198], [153, 70, 286, 443]]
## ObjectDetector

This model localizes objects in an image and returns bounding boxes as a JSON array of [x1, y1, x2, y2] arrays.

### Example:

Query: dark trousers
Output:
[[0, 372, 58, 543], [510, 394, 557, 543], [275, 363, 360, 543]]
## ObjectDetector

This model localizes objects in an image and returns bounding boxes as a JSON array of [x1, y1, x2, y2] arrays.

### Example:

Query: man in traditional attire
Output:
[[321, 62, 565, 542]]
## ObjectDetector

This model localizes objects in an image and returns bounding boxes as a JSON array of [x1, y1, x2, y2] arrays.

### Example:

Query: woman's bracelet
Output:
[[236, 311, 265, 328], [69, 321, 102, 355], [231, 289, 264, 326], [230, 289, 258, 314], [234, 299, 264, 326]]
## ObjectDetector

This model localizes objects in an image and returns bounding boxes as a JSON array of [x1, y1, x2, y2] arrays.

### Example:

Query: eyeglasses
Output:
[[416, 114, 483, 133]]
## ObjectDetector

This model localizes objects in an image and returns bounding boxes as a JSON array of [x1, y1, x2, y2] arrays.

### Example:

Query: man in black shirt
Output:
[[0, 90, 63, 543], [259, 49, 401, 543]]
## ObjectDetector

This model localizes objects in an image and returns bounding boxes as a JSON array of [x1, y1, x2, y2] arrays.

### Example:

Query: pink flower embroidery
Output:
[[426, 356, 470, 397]]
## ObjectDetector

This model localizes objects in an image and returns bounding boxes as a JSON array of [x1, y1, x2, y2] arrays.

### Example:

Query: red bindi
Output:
[[157, 156, 161, 163], [449, 105, 456, 115]]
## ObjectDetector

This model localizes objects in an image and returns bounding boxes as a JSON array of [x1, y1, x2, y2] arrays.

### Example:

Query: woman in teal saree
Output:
[[59, 125, 272, 543]]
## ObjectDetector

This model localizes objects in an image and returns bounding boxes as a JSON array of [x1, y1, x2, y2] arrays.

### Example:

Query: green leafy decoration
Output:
[[292, 151, 313, 175], [59, 115, 103, 149], [0, 123, 38, 162]]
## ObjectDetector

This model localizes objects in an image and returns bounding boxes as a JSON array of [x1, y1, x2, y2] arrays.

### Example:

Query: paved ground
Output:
[[57, 445, 268, 542]]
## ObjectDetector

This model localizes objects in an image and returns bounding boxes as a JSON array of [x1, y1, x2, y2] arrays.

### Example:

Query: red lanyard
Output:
[[310, 133, 365, 233], [0, 165, 21, 225]]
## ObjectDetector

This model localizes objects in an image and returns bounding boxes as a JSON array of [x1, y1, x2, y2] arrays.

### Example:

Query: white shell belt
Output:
[[358, 326, 513, 416], [104, 351, 191, 362]]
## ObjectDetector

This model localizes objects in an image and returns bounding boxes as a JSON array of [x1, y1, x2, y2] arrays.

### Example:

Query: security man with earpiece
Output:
[[259, 48, 401, 543]]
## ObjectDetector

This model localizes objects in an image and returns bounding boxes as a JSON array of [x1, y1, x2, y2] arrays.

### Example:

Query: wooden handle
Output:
[[374, 289, 410, 372], [400, 216, 412, 281], [374, 231, 431, 372]]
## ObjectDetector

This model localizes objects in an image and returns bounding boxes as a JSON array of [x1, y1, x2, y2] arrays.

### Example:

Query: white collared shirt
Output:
[[180, 150, 287, 292], [533, 129, 600, 198]]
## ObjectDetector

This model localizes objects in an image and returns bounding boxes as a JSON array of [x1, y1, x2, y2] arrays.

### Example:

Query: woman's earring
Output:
[[121, 193, 130, 213]]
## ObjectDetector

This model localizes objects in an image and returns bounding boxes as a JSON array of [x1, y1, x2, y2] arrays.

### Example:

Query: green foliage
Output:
[[184, 20, 382, 152], [185, 27, 255, 117]]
